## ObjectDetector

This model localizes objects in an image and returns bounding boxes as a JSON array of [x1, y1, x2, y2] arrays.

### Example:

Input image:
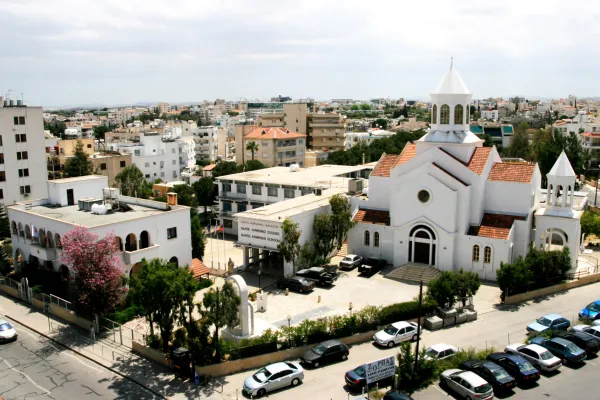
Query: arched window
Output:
[[140, 231, 150, 249], [18, 223, 23, 237], [484, 246, 492, 263], [25, 225, 31, 240], [115, 236, 123, 252], [47, 232, 54, 248], [55, 233, 62, 249], [440, 104, 450, 124], [364, 230, 370, 246], [472, 245, 480, 262], [374, 232, 380, 247], [125, 233, 137, 252], [169, 257, 179, 268], [11, 221, 17, 235], [454, 104, 464, 124], [432, 105, 437, 124]]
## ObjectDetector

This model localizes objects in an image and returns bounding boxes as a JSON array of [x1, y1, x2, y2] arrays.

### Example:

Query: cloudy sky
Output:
[[1, 0, 599, 107]]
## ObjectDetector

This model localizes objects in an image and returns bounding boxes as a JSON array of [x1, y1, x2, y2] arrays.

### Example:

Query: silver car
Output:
[[505, 343, 562, 372], [440, 369, 493, 400], [242, 362, 304, 398], [339, 254, 363, 270], [572, 324, 600, 339], [0, 319, 17, 343]]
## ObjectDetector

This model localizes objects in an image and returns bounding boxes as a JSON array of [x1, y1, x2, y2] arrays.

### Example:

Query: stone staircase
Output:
[[385, 263, 441, 284], [336, 241, 349, 257]]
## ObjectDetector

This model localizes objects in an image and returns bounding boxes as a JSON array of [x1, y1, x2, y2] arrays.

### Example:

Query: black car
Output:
[[382, 390, 414, 400], [553, 331, 600, 356], [358, 258, 387, 275], [301, 339, 349, 368], [345, 364, 392, 392], [459, 360, 517, 392], [296, 267, 338, 286], [486, 353, 540, 384], [277, 276, 315, 293]]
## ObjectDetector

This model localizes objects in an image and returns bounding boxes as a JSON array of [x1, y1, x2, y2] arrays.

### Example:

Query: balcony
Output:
[[29, 243, 56, 261], [122, 244, 160, 265], [218, 192, 247, 201]]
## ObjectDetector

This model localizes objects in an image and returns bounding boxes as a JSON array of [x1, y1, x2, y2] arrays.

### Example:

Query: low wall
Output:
[[0, 284, 19, 299], [505, 273, 600, 305], [195, 329, 378, 378], [132, 341, 171, 368], [48, 303, 93, 331]]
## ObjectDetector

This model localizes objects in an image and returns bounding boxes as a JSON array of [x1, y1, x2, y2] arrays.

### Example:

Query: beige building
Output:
[[308, 112, 347, 151], [238, 127, 307, 167], [234, 124, 259, 165], [257, 103, 309, 134], [157, 102, 170, 115], [58, 138, 94, 156]]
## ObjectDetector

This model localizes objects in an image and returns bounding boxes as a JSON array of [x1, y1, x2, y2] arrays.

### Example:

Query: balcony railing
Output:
[[122, 244, 160, 265], [218, 192, 247, 201]]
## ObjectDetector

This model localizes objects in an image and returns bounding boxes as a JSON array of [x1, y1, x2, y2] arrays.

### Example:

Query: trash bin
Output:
[[171, 347, 190, 379]]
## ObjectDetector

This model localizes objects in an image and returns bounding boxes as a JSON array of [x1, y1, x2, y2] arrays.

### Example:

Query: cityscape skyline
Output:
[[1, 0, 599, 107]]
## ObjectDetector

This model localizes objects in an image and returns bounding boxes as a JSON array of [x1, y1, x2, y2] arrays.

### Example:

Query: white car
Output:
[[505, 343, 562, 372], [242, 362, 304, 398], [424, 344, 458, 361], [0, 319, 17, 343], [592, 320, 600, 327], [339, 254, 363, 270], [440, 369, 494, 400], [373, 321, 420, 348], [572, 324, 600, 339]]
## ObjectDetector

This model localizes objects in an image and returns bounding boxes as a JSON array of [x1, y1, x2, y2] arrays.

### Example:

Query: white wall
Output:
[[48, 176, 109, 206], [484, 181, 532, 216]]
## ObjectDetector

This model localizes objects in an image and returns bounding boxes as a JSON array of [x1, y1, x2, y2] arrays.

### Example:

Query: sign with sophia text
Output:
[[238, 219, 282, 249], [366, 356, 396, 384]]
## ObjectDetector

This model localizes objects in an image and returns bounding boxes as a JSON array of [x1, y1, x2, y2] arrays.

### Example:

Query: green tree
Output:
[[453, 269, 481, 307], [200, 281, 241, 362], [278, 219, 302, 272], [581, 210, 600, 237], [115, 164, 151, 198], [329, 194, 356, 251], [211, 161, 240, 178], [371, 118, 388, 130], [312, 213, 334, 260], [129, 258, 198, 353], [171, 184, 198, 208], [191, 213, 207, 260], [427, 271, 457, 308], [350, 104, 360, 111], [504, 130, 530, 159], [192, 177, 216, 216], [246, 141, 259, 161], [360, 104, 372, 111], [0, 206, 11, 240], [62, 140, 94, 177], [244, 160, 267, 172], [93, 125, 112, 140]]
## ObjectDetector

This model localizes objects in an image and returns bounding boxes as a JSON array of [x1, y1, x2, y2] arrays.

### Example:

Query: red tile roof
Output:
[[202, 164, 217, 171], [394, 143, 417, 167], [488, 162, 536, 183], [244, 127, 306, 140], [467, 213, 526, 240], [189, 258, 210, 279], [352, 208, 390, 225], [371, 153, 401, 177], [583, 132, 600, 137], [467, 147, 492, 175]]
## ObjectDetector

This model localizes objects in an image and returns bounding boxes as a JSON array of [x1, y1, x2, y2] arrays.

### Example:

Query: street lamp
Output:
[[257, 269, 262, 293]]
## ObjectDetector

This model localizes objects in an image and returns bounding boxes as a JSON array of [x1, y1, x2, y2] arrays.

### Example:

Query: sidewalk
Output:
[[0, 293, 226, 400]]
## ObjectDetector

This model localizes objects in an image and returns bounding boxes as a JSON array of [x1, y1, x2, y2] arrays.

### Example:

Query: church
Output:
[[348, 65, 584, 281]]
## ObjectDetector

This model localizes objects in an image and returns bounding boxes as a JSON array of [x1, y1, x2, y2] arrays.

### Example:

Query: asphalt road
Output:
[[0, 322, 159, 400]]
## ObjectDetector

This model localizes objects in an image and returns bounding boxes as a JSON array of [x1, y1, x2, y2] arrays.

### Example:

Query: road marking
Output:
[[540, 375, 553, 383], [432, 384, 446, 394], [59, 352, 104, 373], [586, 361, 597, 366], [2, 358, 51, 394]]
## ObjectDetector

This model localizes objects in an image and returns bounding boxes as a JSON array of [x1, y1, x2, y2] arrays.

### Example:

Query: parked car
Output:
[[552, 331, 600, 356], [579, 300, 600, 321], [242, 362, 304, 398], [572, 324, 600, 339], [528, 337, 587, 365], [296, 267, 338, 286], [373, 321, 420, 348], [504, 343, 562, 372], [277, 276, 315, 293], [459, 360, 517, 393], [0, 320, 17, 343], [301, 340, 349, 368], [358, 258, 387, 275], [339, 254, 363, 270], [424, 344, 458, 361], [526, 314, 570, 334], [440, 369, 494, 400], [486, 353, 540, 384], [345, 364, 393, 392], [323, 264, 338, 275], [382, 390, 414, 400]]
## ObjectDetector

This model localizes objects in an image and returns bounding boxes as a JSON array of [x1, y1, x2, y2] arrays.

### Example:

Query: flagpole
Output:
[[216, 219, 220, 269]]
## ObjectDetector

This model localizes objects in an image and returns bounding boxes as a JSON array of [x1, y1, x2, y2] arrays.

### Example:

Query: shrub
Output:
[[379, 300, 435, 325], [427, 272, 457, 309], [172, 327, 188, 349], [197, 279, 213, 290], [145, 334, 162, 351], [106, 304, 140, 324]]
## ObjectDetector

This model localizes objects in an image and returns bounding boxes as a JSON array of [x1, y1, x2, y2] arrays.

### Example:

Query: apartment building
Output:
[[157, 102, 170, 115], [193, 126, 219, 162], [308, 112, 347, 151], [234, 124, 258, 165], [8, 175, 192, 276], [240, 127, 306, 167], [257, 103, 309, 134], [0, 102, 49, 204]]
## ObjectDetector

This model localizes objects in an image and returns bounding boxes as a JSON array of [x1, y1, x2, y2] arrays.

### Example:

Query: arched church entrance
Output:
[[541, 228, 568, 251], [408, 225, 437, 266]]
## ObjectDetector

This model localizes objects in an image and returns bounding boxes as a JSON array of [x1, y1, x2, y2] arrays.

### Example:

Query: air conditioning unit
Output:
[[314, 188, 322, 196], [348, 178, 364, 194]]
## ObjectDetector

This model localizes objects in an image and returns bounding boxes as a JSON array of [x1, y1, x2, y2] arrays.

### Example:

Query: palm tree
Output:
[[246, 141, 259, 161]]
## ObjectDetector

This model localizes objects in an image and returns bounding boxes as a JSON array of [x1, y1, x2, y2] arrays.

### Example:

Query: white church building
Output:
[[348, 65, 584, 281]]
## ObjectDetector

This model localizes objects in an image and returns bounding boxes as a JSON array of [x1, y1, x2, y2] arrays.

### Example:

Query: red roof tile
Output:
[[353, 208, 390, 225], [467, 213, 526, 240], [371, 153, 401, 177], [394, 143, 417, 167], [583, 132, 600, 137], [189, 258, 210, 279], [467, 147, 492, 175], [244, 127, 306, 140], [202, 164, 217, 171], [488, 162, 536, 183]]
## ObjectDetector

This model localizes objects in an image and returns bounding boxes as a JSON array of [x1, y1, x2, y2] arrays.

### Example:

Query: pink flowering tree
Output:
[[60, 226, 126, 316]]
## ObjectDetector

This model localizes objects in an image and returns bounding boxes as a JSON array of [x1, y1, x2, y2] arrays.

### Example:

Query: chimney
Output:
[[167, 192, 178, 206]]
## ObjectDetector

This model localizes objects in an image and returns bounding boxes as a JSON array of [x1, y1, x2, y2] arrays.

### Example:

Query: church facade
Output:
[[348, 65, 583, 281]]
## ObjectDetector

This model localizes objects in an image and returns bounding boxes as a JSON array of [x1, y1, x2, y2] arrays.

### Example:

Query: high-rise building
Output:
[[0, 101, 49, 204]]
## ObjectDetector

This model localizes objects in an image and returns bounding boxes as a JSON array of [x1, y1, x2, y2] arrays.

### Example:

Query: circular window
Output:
[[418, 190, 430, 203]]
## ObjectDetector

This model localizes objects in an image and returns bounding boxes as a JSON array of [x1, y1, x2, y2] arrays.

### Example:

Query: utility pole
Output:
[[413, 281, 424, 378], [595, 174, 598, 207]]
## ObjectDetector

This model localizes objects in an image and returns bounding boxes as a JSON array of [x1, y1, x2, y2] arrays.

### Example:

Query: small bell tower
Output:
[[546, 151, 575, 210]]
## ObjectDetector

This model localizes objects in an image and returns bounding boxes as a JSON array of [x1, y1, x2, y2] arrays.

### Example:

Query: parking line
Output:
[[586, 361, 597, 367], [432, 385, 446, 394], [540, 375, 553, 383], [2, 358, 51, 394]]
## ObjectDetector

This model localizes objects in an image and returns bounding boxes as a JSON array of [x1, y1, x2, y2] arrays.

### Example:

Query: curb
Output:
[[4, 314, 168, 400]]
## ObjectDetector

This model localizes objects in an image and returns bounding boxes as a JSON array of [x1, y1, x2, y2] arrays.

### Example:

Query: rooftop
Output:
[[353, 208, 390, 225], [243, 127, 306, 140], [217, 164, 373, 189], [467, 213, 527, 240], [234, 188, 346, 222], [49, 175, 108, 184], [488, 162, 536, 183], [9, 199, 188, 228]]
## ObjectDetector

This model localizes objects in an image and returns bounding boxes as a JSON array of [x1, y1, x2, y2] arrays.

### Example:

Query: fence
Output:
[[98, 316, 145, 349], [0, 276, 20, 292]]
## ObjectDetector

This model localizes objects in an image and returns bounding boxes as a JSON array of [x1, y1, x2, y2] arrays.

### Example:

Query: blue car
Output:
[[528, 337, 586, 365], [526, 314, 570, 334], [579, 300, 600, 321]]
